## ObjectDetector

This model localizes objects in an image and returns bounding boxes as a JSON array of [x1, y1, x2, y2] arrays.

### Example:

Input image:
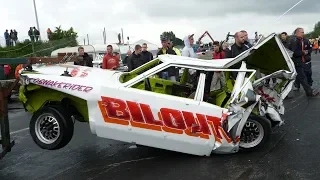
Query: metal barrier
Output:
[[0, 58, 27, 159]]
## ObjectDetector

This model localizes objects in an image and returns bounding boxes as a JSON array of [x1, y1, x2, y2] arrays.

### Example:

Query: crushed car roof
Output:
[[158, 33, 295, 74]]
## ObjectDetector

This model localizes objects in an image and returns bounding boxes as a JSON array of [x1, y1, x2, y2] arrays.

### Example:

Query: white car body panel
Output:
[[19, 33, 296, 156]]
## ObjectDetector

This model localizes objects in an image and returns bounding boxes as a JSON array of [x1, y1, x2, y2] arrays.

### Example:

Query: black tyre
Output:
[[239, 115, 272, 151], [29, 105, 74, 150]]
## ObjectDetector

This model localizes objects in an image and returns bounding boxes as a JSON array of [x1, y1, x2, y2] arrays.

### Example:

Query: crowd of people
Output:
[[3, 29, 18, 46], [74, 27, 319, 97], [3, 27, 55, 47]]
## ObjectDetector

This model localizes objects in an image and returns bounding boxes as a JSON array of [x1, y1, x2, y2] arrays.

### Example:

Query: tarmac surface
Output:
[[1, 54, 320, 180]]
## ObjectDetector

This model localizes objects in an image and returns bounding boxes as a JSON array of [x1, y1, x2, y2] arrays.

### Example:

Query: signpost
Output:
[[0, 58, 27, 159]]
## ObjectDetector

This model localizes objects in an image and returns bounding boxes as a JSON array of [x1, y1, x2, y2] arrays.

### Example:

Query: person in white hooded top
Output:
[[182, 34, 197, 58]]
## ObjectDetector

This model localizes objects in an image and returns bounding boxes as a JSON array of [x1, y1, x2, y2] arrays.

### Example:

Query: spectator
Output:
[[212, 41, 225, 59], [294, 33, 313, 89], [280, 32, 289, 48], [9, 30, 14, 46], [102, 45, 120, 70], [255, 32, 259, 43], [74, 46, 93, 67], [13, 29, 18, 44], [122, 50, 132, 66], [205, 41, 226, 92], [10, 29, 18, 46], [226, 32, 248, 58], [33, 27, 40, 41], [127, 44, 144, 71], [47, 28, 52, 40], [141, 43, 153, 63], [240, 30, 253, 48], [313, 39, 319, 54], [226, 32, 249, 79], [28, 27, 34, 42], [168, 41, 181, 56], [157, 37, 176, 56], [4, 30, 9, 47], [222, 42, 230, 55], [182, 34, 197, 58], [157, 36, 177, 81], [288, 27, 318, 96]]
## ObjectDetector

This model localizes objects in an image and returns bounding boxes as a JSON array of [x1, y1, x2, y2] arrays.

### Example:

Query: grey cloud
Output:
[[134, 0, 320, 18]]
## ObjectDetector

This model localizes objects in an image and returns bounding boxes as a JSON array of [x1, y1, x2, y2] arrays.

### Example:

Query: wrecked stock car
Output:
[[18, 33, 296, 156]]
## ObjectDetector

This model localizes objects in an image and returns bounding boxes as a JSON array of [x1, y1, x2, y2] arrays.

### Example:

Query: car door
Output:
[[196, 62, 258, 153], [95, 65, 226, 156]]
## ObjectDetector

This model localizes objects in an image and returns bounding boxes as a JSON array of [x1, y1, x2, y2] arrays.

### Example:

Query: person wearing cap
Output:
[[157, 37, 177, 56], [182, 34, 197, 58], [157, 36, 178, 81]]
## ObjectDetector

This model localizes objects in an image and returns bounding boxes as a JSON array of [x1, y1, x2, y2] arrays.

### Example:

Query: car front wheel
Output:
[[29, 105, 74, 150], [239, 115, 271, 151]]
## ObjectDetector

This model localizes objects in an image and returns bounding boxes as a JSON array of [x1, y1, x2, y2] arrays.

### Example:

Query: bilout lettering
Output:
[[98, 96, 231, 141], [30, 78, 93, 93]]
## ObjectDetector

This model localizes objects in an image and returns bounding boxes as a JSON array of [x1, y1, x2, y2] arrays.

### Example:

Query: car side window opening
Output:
[[200, 71, 232, 108], [128, 64, 202, 99], [127, 62, 239, 108], [201, 69, 256, 108], [119, 59, 161, 83]]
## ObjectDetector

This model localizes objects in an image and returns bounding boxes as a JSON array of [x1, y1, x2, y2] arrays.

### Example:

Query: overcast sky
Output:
[[1, 0, 319, 47]]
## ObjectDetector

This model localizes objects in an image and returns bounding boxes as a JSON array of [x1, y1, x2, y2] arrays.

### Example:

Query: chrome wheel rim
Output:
[[239, 120, 264, 148], [34, 113, 60, 144]]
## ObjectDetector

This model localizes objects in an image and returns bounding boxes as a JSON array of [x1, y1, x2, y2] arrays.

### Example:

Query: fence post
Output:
[[0, 58, 27, 159], [32, 41, 35, 57]]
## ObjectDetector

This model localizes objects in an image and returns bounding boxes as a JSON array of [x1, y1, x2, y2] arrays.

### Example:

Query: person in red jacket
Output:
[[212, 41, 225, 59], [210, 41, 226, 91], [102, 45, 120, 70]]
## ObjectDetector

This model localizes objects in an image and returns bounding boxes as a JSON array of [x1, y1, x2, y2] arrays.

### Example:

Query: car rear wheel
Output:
[[29, 105, 74, 150], [239, 115, 271, 151]]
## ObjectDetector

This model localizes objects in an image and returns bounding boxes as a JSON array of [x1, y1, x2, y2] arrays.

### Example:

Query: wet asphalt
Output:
[[1, 54, 320, 180]]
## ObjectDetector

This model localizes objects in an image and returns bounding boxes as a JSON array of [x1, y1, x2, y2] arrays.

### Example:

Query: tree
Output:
[[161, 31, 184, 46], [50, 26, 78, 41], [48, 26, 78, 48], [303, 21, 320, 38]]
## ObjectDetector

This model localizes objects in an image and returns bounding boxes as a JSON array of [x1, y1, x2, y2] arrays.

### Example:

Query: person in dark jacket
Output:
[[122, 50, 132, 66], [127, 44, 143, 71], [157, 37, 177, 81], [240, 30, 252, 48], [74, 46, 93, 67], [288, 28, 318, 97], [4, 30, 9, 47], [294, 36, 313, 88], [280, 32, 289, 48], [157, 37, 177, 56], [226, 32, 249, 59], [226, 32, 249, 79], [141, 43, 153, 63]]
